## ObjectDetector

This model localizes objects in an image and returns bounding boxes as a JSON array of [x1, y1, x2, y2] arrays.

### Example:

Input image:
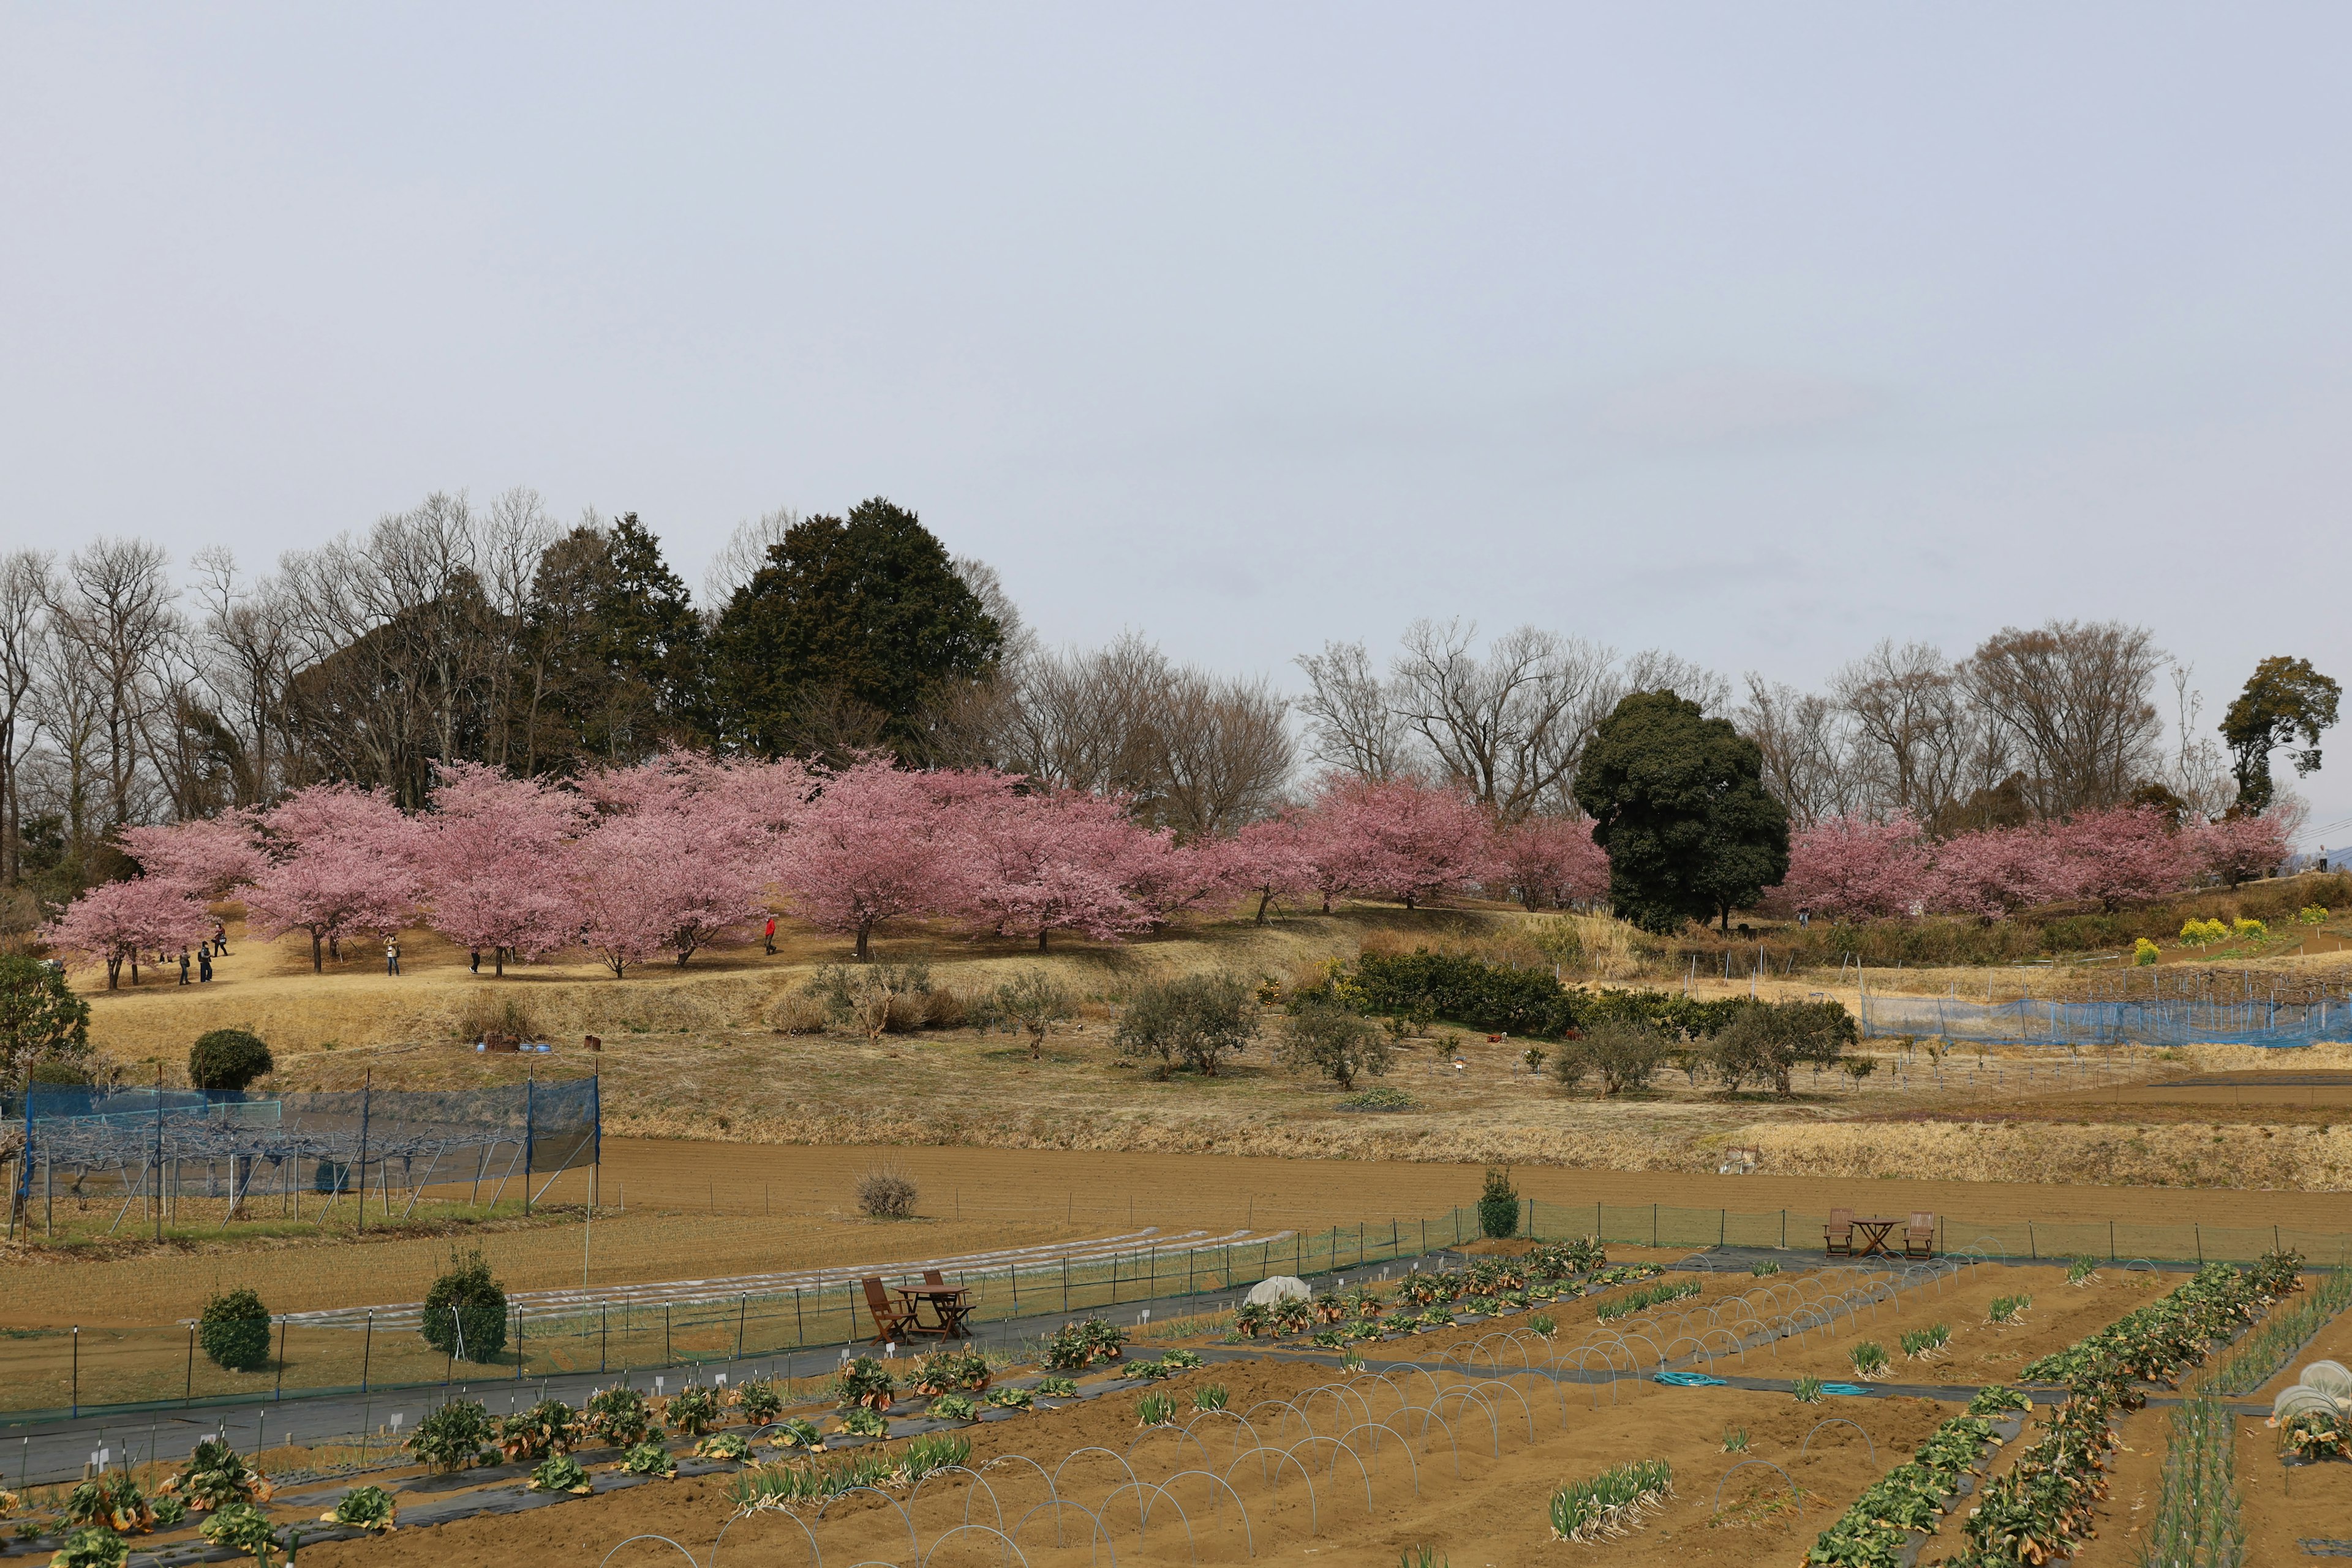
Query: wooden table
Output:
[[1849, 1217, 1902, 1258], [895, 1286, 972, 1338]]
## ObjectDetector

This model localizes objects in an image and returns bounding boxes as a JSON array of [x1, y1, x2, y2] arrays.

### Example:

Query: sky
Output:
[[5, 7, 2351, 843]]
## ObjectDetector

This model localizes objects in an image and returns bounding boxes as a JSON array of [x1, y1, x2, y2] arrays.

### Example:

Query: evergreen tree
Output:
[[520, 515, 707, 768], [2220, 655, 2340, 815], [1572, 689, 1789, 934], [709, 499, 1001, 758]]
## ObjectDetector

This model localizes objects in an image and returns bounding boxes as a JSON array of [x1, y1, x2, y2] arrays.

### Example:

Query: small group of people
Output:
[[173, 925, 229, 985]]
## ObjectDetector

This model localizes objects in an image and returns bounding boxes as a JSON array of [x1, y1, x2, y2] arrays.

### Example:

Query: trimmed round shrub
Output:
[[198, 1287, 273, 1373], [856, 1166, 916, 1218], [420, 1248, 508, 1363], [188, 1029, 273, 1091]]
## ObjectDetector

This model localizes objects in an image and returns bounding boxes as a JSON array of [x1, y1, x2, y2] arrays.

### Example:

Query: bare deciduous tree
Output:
[[0, 551, 56, 886], [1295, 640, 1410, 784], [1735, 674, 1864, 829], [1389, 619, 1613, 821], [1964, 620, 2164, 819]]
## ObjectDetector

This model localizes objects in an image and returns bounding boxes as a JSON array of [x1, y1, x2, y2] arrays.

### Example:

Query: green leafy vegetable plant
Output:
[[405, 1400, 493, 1473], [527, 1457, 593, 1495], [582, 1386, 656, 1448], [695, 1432, 752, 1461], [199, 1499, 284, 1566], [619, 1441, 676, 1477], [769, 1419, 824, 1452], [320, 1484, 399, 1531]]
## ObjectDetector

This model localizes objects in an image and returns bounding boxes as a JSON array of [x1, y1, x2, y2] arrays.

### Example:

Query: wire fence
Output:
[[4, 1197, 2342, 1425], [3, 1081, 599, 1242]]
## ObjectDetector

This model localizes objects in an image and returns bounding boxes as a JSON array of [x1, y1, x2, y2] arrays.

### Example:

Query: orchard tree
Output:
[[963, 786, 1154, 950], [1492, 815, 1608, 911], [2220, 655, 2340, 815], [2193, 809, 2293, 889], [1709, 998, 1856, 1097], [2052, 805, 2195, 911], [1227, 815, 1317, 924], [1777, 813, 1934, 921], [1574, 690, 1789, 934], [244, 782, 421, 971], [709, 499, 1003, 758], [414, 763, 584, 973], [1336, 778, 1492, 910], [46, 876, 213, 987], [774, 758, 996, 960], [116, 816, 262, 899], [1924, 823, 2071, 918]]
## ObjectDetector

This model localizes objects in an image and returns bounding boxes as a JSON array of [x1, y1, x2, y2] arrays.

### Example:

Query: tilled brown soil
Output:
[[263, 1359, 1959, 1568]]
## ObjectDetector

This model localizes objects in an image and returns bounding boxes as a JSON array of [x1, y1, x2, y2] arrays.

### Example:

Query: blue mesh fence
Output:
[[1858, 990, 2352, 1048]]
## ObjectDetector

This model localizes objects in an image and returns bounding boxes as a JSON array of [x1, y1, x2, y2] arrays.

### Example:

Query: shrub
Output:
[[64, 1472, 151, 1532], [1708, 999, 1856, 1096], [835, 1356, 897, 1410], [318, 1484, 398, 1531], [420, 1248, 507, 1363], [406, 1399, 492, 1472], [975, 970, 1077, 1058], [187, 1029, 273, 1091], [0, 951, 91, 1086], [1560, 1020, 1666, 1096], [160, 1438, 270, 1511], [1477, 1167, 1519, 1238], [526, 1457, 592, 1495], [1278, 997, 1391, 1088], [198, 1289, 273, 1373], [735, 1378, 784, 1424], [855, 1166, 917, 1218], [495, 1399, 578, 1461], [582, 1386, 655, 1447], [1113, 973, 1259, 1077], [1044, 1318, 1125, 1370], [662, 1385, 723, 1438]]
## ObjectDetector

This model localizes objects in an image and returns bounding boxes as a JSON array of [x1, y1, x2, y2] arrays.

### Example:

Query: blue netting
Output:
[[1858, 992, 2346, 1048]]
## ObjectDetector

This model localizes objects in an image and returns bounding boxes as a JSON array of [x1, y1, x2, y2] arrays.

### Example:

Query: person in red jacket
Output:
[[763, 915, 777, 956]]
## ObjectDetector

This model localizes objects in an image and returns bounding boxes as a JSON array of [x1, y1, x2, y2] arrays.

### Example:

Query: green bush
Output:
[[420, 1248, 507, 1363], [405, 1399, 492, 1472], [187, 1029, 274, 1091], [198, 1288, 273, 1373], [1276, 997, 1390, 1088], [1477, 1168, 1519, 1238], [1113, 973, 1259, 1077], [0, 952, 91, 1086]]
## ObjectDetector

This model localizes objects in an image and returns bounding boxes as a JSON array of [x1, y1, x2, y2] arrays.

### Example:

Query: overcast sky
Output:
[[6, 7, 2350, 842]]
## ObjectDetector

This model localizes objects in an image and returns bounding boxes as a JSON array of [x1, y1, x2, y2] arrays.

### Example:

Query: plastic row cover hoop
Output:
[[1237, 1399, 1316, 1445], [1712, 1460, 1802, 1518], [1182, 1408, 1265, 1464], [1219, 1445, 1319, 1536], [1454, 1378, 1536, 1442], [1799, 1417, 1875, 1463], [1098, 1479, 1200, 1562], [712, 1504, 823, 1568], [1333, 1420, 1423, 1494], [1282, 1435, 1373, 1514], [1371, 1401, 1463, 1478], [981, 1452, 1058, 1504], [601, 1536, 704, 1568], [1482, 1365, 1569, 1428], [1128, 1423, 1212, 1468], [919, 1526, 1032, 1568], [817, 1488, 920, 1558], [1008, 1498, 1114, 1563], [1150, 1470, 1258, 1555], [1428, 1387, 1501, 1455], [908, 1464, 1006, 1534], [1295, 1382, 1375, 1432], [1052, 1447, 1141, 1505]]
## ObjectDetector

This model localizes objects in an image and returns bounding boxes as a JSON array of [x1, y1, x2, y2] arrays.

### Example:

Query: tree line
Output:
[[1, 488, 2335, 935]]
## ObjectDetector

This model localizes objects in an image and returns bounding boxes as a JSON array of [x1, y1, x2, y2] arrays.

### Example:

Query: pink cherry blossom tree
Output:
[[2192, 809, 2295, 889], [1124, 832, 1245, 925], [570, 804, 764, 976], [116, 816, 263, 900], [413, 763, 585, 973], [1227, 816, 1317, 924], [1777, 813, 1936, 921], [962, 786, 1156, 950], [47, 876, 215, 988], [1314, 777, 1492, 911], [243, 782, 423, 971], [1491, 815, 1610, 912], [2051, 806, 2195, 911], [774, 759, 1000, 960], [1922, 824, 2072, 918]]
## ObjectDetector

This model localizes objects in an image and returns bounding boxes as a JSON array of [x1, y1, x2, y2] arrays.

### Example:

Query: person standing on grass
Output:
[[764, 914, 777, 956], [385, 937, 401, 976], [469, 948, 481, 974], [213, 921, 228, 956], [198, 947, 213, 983], [178, 949, 190, 985]]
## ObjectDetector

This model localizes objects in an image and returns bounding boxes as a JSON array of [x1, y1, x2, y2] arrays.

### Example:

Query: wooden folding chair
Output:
[[922, 1270, 946, 1287], [1905, 1212, 1937, 1260], [862, 1277, 919, 1344], [1823, 1207, 1855, 1257]]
